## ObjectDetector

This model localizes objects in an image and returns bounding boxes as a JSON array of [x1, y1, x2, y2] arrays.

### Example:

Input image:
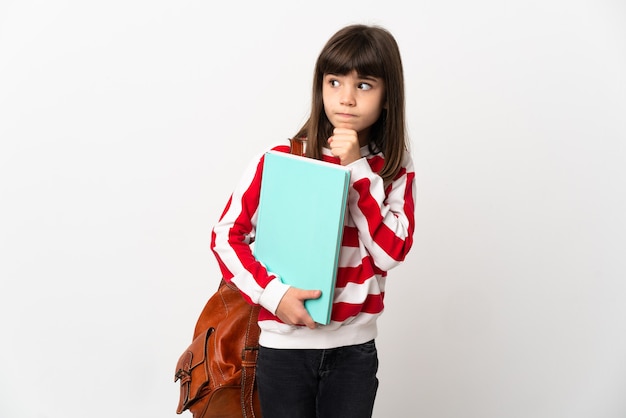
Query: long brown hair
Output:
[[293, 24, 408, 183]]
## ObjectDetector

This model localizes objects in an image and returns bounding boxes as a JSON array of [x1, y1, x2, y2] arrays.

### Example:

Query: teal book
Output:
[[253, 150, 351, 325]]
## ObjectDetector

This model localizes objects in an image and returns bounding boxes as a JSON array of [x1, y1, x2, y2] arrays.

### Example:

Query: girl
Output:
[[211, 24, 415, 418]]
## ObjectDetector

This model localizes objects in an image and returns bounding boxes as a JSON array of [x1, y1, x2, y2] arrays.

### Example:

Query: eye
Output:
[[329, 79, 340, 87], [358, 82, 373, 91]]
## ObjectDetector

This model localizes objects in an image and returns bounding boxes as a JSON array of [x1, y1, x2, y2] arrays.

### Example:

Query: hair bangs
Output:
[[318, 37, 385, 79]]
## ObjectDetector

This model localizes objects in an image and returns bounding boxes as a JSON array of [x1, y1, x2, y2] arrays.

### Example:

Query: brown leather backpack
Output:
[[175, 280, 262, 417]]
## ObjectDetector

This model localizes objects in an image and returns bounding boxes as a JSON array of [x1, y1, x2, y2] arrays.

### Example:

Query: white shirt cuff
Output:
[[259, 277, 291, 315]]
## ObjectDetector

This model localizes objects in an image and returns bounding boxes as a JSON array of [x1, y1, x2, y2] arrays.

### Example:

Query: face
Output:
[[322, 70, 385, 143]]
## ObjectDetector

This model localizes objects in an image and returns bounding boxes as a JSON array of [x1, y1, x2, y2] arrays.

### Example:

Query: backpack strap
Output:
[[289, 137, 307, 156], [240, 303, 261, 417]]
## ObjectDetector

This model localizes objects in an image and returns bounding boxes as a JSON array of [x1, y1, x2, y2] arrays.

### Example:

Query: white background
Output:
[[1, 1, 625, 417]]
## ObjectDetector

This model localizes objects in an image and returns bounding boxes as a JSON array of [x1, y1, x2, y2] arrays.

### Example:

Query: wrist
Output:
[[259, 277, 291, 314]]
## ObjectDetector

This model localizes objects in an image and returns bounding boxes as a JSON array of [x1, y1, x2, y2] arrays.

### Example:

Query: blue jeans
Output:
[[256, 340, 379, 418]]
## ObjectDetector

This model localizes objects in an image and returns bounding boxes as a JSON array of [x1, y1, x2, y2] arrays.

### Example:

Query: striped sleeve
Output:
[[346, 151, 416, 271], [210, 144, 292, 312]]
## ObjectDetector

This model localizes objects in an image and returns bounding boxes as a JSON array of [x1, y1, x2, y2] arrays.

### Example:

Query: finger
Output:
[[295, 288, 321, 301], [302, 289, 322, 300], [303, 315, 318, 329], [333, 127, 357, 135], [289, 289, 321, 328], [296, 308, 317, 329], [285, 303, 317, 329], [335, 122, 354, 130]]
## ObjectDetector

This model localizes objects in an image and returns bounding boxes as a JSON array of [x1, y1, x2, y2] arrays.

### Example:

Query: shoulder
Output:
[[401, 148, 415, 171], [262, 138, 292, 155], [269, 144, 291, 154]]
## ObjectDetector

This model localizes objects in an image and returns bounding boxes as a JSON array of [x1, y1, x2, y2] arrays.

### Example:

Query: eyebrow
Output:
[[358, 75, 380, 82], [325, 72, 380, 82]]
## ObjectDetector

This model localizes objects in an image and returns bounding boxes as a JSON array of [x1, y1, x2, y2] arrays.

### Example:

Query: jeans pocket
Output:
[[354, 339, 377, 355]]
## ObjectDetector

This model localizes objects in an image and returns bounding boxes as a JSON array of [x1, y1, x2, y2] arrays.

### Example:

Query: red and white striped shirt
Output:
[[211, 140, 416, 349]]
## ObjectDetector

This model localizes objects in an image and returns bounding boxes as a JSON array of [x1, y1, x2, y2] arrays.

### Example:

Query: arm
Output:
[[346, 152, 416, 271], [210, 149, 292, 314], [211, 146, 320, 327]]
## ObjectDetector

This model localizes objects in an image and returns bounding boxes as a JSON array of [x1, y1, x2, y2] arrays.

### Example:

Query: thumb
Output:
[[299, 289, 322, 301]]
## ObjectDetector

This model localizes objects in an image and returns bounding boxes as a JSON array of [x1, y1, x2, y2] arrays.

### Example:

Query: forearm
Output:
[[346, 155, 416, 270]]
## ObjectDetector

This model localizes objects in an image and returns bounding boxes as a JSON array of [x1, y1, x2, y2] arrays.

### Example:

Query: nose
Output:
[[339, 86, 356, 106]]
